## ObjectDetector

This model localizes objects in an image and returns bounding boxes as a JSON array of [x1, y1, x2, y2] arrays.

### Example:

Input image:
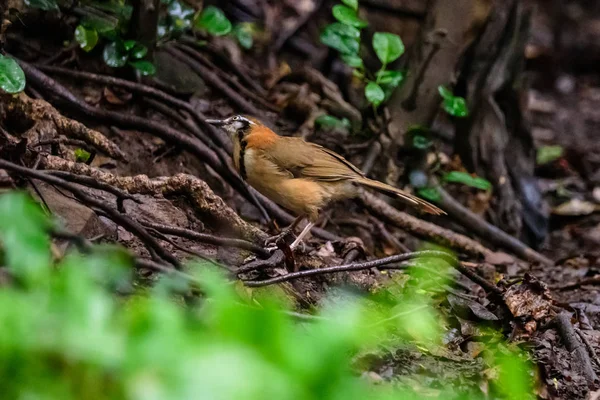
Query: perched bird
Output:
[[207, 115, 445, 249]]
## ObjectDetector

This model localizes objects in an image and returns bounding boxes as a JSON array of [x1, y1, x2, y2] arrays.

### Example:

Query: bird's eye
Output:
[[233, 116, 240, 121]]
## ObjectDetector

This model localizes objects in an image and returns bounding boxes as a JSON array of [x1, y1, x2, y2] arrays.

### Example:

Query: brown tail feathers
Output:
[[355, 177, 446, 215]]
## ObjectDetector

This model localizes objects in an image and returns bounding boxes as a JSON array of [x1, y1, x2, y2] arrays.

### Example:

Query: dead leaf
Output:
[[552, 198, 600, 216], [448, 294, 498, 321], [465, 341, 485, 358], [485, 251, 515, 266], [593, 187, 600, 203], [103, 87, 132, 105], [503, 274, 553, 324]]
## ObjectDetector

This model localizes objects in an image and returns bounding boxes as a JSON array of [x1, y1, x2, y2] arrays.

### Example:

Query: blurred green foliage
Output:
[[0, 191, 535, 399]]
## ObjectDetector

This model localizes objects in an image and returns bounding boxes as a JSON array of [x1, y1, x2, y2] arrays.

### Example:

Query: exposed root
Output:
[[0, 92, 125, 161], [39, 154, 267, 242], [359, 190, 494, 259]]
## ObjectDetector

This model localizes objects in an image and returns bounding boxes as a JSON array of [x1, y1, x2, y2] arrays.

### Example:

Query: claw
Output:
[[264, 229, 294, 247], [265, 244, 279, 253]]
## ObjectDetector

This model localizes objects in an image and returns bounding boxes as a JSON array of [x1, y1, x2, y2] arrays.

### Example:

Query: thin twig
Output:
[[141, 221, 271, 258], [242, 250, 458, 287]]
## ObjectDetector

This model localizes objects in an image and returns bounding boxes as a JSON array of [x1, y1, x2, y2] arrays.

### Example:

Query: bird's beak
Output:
[[206, 119, 226, 126]]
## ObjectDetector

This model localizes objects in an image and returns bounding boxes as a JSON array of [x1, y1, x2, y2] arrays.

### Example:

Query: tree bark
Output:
[[455, 0, 548, 245], [128, 0, 160, 54], [385, 0, 547, 247]]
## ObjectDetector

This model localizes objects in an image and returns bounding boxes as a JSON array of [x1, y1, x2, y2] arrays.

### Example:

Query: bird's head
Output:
[[206, 115, 257, 138]]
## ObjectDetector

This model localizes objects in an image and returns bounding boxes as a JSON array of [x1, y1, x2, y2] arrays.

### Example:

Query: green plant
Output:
[[536, 145, 564, 165], [315, 114, 351, 130], [103, 39, 156, 76], [320, 0, 405, 108], [0, 191, 537, 399], [74, 148, 92, 163], [159, 0, 256, 50], [438, 85, 469, 117], [0, 55, 26, 94], [443, 171, 491, 191]]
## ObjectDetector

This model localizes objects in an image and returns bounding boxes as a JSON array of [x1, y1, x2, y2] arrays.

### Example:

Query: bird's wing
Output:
[[267, 137, 365, 182]]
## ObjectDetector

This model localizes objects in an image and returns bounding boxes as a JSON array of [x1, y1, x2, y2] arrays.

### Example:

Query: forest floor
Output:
[[3, 0, 600, 399]]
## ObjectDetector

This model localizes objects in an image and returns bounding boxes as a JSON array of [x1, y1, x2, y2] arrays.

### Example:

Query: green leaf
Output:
[[443, 97, 469, 117], [129, 60, 156, 76], [0, 192, 51, 282], [412, 135, 432, 150], [24, 0, 58, 11], [194, 6, 232, 36], [123, 40, 137, 51], [365, 82, 385, 106], [376, 70, 404, 87], [418, 187, 441, 202], [0, 55, 26, 94], [74, 148, 91, 163], [103, 41, 129, 68], [536, 145, 564, 165], [130, 43, 148, 59], [80, 15, 118, 39], [332, 5, 367, 28], [233, 23, 254, 50], [443, 171, 492, 191], [438, 85, 453, 99], [74, 25, 99, 52], [438, 86, 469, 117], [315, 115, 351, 130], [341, 53, 363, 68], [341, 0, 358, 11], [372, 32, 405, 64], [320, 22, 360, 55]]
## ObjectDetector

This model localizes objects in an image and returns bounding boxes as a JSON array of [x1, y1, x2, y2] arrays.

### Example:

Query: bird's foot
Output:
[[264, 244, 279, 254], [264, 228, 295, 248]]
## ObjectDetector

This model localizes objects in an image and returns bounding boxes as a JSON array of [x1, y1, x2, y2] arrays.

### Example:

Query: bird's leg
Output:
[[290, 222, 315, 250], [264, 215, 304, 247]]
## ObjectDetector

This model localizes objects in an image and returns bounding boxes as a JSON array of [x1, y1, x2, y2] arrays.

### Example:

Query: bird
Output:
[[206, 115, 445, 250]]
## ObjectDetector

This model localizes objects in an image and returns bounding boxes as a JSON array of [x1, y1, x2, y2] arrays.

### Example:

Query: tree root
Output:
[[0, 92, 125, 161], [38, 154, 267, 242], [358, 190, 494, 259]]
